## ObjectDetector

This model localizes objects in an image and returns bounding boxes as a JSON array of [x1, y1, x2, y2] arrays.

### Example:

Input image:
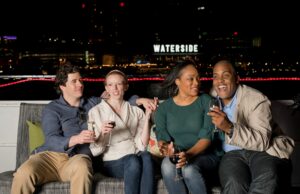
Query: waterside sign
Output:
[[153, 44, 198, 54]]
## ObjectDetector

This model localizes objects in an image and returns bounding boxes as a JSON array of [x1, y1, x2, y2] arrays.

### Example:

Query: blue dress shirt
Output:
[[221, 93, 242, 152]]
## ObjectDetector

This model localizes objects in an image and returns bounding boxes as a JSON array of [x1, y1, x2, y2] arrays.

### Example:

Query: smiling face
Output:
[[105, 72, 128, 100], [212, 61, 239, 105], [60, 72, 84, 101], [175, 64, 200, 97]]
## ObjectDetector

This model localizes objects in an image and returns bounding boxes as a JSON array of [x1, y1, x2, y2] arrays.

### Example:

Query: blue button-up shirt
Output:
[[37, 95, 101, 156], [221, 93, 242, 152]]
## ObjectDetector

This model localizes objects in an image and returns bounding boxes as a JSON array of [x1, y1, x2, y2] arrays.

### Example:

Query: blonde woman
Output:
[[89, 70, 158, 194]]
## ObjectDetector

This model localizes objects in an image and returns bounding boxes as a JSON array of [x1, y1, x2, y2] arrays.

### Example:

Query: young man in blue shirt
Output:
[[11, 61, 157, 194]]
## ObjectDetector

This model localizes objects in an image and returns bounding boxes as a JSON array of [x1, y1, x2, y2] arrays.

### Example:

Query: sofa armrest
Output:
[[15, 103, 46, 169]]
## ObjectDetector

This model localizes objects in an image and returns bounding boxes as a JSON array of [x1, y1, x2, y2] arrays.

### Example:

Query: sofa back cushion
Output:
[[147, 125, 163, 158], [271, 100, 300, 141], [16, 103, 46, 169], [27, 120, 45, 153]]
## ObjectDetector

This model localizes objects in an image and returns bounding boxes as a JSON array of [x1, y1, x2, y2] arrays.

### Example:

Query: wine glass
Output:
[[87, 120, 95, 132], [86, 113, 95, 132], [209, 97, 222, 132], [87, 115, 96, 141], [106, 121, 116, 146], [169, 145, 183, 181]]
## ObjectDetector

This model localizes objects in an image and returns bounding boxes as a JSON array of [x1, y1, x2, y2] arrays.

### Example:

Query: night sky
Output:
[[0, 0, 81, 34], [0, 0, 299, 49]]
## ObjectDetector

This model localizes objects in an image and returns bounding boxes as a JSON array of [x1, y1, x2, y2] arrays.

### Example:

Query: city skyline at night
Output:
[[1, 0, 300, 76], [1, 1, 299, 47]]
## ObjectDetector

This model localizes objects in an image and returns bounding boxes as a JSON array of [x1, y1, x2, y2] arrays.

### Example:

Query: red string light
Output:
[[0, 78, 54, 88], [0, 77, 299, 88]]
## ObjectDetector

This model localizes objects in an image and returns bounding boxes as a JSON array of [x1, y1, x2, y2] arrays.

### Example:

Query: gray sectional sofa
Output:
[[1, 100, 299, 194], [0, 103, 222, 194]]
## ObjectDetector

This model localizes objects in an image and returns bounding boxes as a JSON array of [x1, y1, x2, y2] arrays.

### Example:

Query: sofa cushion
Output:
[[16, 103, 46, 169], [0, 171, 13, 194], [147, 125, 163, 158], [0, 171, 171, 194], [27, 120, 45, 153]]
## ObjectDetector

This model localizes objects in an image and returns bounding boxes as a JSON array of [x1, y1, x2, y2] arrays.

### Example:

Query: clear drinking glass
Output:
[[209, 97, 222, 132], [87, 120, 95, 132]]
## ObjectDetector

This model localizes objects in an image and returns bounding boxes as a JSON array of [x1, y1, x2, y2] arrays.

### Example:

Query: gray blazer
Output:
[[225, 84, 294, 159]]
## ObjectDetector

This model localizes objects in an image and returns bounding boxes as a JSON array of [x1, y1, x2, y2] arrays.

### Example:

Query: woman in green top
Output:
[[154, 60, 221, 194]]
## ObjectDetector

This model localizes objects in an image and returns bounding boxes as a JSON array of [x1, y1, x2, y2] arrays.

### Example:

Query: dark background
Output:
[[1, 0, 299, 51], [1, 0, 299, 101]]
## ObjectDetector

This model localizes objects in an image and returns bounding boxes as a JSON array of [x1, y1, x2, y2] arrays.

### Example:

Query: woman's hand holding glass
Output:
[[158, 141, 188, 166], [175, 150, 188, 168], [169, 142, 189, 181], [102, 120, 115, 146]]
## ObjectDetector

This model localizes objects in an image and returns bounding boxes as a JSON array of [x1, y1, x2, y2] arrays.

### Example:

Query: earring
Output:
[[174, 87, 179, 95]]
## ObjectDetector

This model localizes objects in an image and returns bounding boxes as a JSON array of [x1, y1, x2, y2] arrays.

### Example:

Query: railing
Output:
[[0, 75, 300, 88], [0, 75, 299, 101]]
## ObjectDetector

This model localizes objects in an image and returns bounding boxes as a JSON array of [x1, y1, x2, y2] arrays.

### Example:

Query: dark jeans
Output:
[[219, 150, 292, 194], [161, 153, 220, 194], [101, 151, 155, 194]]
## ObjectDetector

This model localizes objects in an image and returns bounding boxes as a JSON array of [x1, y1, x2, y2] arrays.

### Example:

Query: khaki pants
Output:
[[11, 151, 93, 194]]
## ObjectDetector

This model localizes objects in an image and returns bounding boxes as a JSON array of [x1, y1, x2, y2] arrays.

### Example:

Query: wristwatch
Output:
[[227, 122, 234, 138]]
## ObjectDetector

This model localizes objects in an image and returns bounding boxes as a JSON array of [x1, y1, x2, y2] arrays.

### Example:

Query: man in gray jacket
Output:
[[208, 59, 294, 194]]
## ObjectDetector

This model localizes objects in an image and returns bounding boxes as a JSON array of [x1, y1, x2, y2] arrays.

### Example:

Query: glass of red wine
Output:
[[107, 121, 116, 147], [169, 145, 183, 181]]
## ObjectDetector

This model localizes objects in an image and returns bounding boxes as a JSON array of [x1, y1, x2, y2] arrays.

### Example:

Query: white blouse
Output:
[[89, 100, 147, 161]]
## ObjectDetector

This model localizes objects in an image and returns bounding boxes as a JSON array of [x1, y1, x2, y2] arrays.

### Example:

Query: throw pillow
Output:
[[26, 120, 45, 153], [147, 125, 163, 158]]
